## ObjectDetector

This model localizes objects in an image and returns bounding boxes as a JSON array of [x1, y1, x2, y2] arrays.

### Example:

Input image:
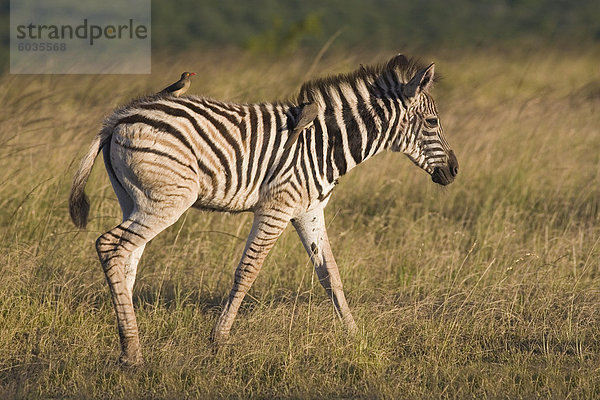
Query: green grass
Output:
[[1, 47, 600, 398]]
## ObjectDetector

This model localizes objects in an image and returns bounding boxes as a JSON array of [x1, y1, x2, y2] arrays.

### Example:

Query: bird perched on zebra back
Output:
[[283, 102, 319, 150], [159, 72, 195, 97]]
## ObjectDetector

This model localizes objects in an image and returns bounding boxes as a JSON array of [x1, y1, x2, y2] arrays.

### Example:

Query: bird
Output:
[[283, 102, 319, 150], [159, 72, 196, 97]]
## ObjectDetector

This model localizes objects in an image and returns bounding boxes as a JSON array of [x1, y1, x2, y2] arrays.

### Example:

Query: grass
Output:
[[1, 46, 600, 398]]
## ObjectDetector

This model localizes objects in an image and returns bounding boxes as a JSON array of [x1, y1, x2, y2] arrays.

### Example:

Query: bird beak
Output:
[[190, 73, 196, 76]]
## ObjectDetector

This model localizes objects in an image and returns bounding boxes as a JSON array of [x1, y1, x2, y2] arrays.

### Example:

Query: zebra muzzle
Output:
[[431, 150, 458, 185]]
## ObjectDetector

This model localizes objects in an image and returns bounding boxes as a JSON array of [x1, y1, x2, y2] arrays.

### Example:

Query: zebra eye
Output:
[[425, 117, 438, 127]]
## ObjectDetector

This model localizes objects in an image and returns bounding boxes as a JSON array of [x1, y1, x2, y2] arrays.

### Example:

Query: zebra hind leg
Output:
[[96, 212, 186, 365], [98, 135, 199, 364], [103, 143, 143, 302], [124, 244, 146, 300]]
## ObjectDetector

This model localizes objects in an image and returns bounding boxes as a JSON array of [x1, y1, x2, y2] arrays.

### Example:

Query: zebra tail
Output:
[[69, 127, 113, 229]]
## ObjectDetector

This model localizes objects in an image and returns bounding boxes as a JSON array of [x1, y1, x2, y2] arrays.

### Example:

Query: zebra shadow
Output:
[[131, 280, 327, 316]]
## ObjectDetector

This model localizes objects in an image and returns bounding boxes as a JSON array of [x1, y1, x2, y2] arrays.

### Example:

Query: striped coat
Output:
[[70, 54, 458, 365]]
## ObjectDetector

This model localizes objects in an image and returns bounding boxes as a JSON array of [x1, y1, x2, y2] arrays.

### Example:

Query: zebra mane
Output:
[[297, 55, 435, 103]]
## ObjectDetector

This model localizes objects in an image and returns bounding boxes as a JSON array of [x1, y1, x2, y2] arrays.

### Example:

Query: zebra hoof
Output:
[[119, 350, 143, 367]]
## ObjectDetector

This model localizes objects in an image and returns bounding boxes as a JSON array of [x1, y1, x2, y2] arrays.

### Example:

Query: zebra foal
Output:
[[70, 54, 458, 365]]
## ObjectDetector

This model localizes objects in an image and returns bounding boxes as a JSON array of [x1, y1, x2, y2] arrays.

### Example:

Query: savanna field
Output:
[[1, 47, 600, 398]]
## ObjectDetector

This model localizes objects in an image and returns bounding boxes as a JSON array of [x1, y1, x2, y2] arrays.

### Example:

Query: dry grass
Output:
[[1, 47, 600, 399]]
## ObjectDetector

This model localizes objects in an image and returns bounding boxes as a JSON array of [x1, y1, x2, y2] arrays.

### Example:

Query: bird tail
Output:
[[283, 128, 302, 151], [69, 127, 113, 229], [283, 103, 319, 150]]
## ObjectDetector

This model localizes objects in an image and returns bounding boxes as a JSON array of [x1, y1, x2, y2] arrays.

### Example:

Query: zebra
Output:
[[69, 54, 458, 365]]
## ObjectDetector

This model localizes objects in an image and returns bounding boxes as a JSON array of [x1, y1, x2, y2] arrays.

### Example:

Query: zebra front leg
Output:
[[291, 206, 358, 334], [211, 211, 290, 344]]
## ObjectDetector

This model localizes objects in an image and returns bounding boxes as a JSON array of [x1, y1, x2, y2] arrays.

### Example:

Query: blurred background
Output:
[[1, 0, 600, 70], [148, 0, 600, 52]]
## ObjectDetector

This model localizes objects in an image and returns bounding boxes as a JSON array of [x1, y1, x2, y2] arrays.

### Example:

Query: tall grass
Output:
[[1, 47, 600, 398]]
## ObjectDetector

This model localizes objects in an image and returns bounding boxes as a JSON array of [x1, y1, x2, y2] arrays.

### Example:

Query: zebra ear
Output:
[[387, 53, 409, 70], [403, 63, 435, 99]]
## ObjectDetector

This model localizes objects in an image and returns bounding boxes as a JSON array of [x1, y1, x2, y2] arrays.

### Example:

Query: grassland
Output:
[[1, 47, 600, 399]]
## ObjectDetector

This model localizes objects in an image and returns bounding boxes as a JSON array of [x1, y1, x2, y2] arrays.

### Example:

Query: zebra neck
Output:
[[319, 93, 393, 182]]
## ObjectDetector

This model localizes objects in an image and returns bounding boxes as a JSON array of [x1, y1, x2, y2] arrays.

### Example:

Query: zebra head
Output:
[[383, 55, 458, 186]]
